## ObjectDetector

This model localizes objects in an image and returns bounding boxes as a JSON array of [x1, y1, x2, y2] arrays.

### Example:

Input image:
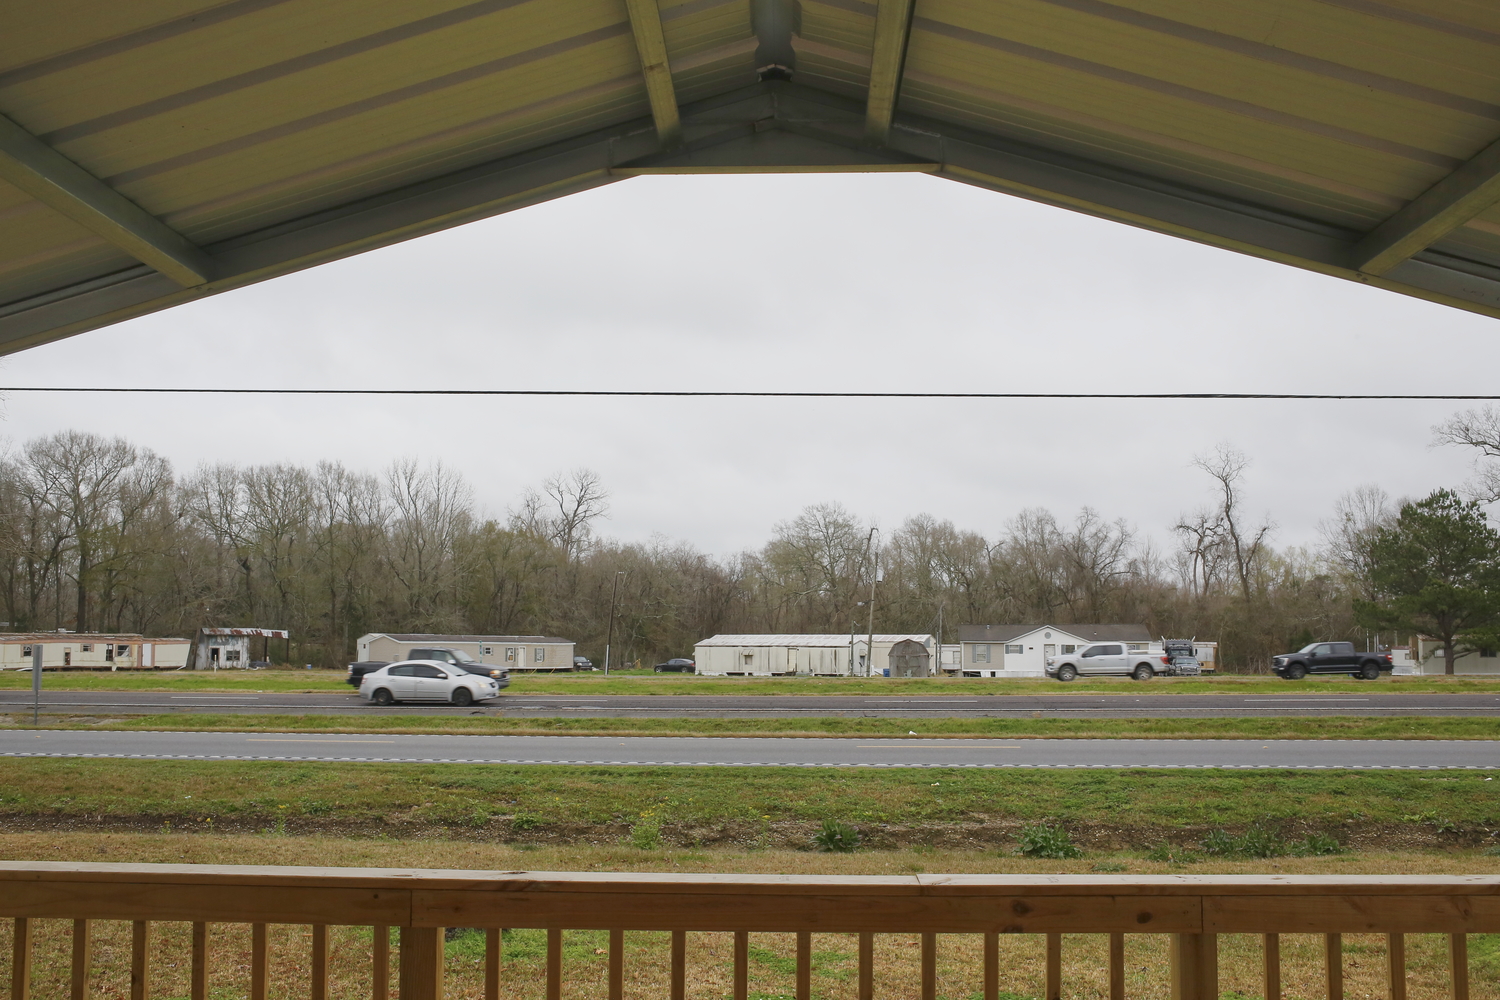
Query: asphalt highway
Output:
[[1, 729, 1496, 768], [4, 689, 1500, 718]]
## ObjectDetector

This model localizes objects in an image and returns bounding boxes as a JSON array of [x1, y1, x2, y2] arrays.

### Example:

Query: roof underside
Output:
[[5, 0, 1500, 354]]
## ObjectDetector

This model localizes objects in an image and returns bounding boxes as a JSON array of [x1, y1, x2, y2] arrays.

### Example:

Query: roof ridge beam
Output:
[[0, 114, 213, 287], [1352, 134, 1500, 275], [623, 0, 682, 146], [864, 0, 915, 144]]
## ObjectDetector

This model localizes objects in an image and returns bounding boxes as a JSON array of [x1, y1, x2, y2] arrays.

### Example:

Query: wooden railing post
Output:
[[371, 927, 388, 1000], [920, 932, 937, 1000], [545, 929, 561, 1000], [1108, 932, 1124, 1000], [12, 917, 33, 1000], [251, 925, 268, 1000], [399, 927, 444, 1000], [130, 921, 151, 1000], [1264, 933, 1281, 1000], [486, 930, 502, 1000], [311, 925, 328, 1000], [1386, 933, 1405, 1000], [982, 933, 998, 1000], [1450, 934, 1469, 1000], [671, 930, 686, 1000], [1045, 933, 1062, 1000], [858, 932, 875, 1000], [190, 923, 208, 1000], [71, 919, 92, 1000], [1325, 934, 1343, 1000], [1170, 934, 1217, 1000], [795, 931, 811, 1000], [735, 931, 750, 1000]]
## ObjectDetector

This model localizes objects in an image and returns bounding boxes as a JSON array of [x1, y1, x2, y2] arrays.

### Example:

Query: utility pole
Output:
[[864, 528, 879, 677], [604, 570, 625, 675], [31, 642, 42, 725]]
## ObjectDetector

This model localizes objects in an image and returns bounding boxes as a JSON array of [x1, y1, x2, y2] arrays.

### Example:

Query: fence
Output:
[[3, 864, 1497, 1000]]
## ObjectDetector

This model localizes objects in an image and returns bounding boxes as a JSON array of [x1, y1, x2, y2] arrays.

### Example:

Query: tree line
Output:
[[3, 422, 1498, 672]]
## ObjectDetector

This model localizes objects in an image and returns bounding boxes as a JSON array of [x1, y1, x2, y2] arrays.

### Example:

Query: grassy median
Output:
[[2, 759, 1498, 850], [5, 669, 1500, 695], [7, 711, 1500, 741]]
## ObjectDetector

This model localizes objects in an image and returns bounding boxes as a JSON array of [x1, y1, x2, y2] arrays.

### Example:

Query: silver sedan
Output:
[[358, 660, 501, 707]]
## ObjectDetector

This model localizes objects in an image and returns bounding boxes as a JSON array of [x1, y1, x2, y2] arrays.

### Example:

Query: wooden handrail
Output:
[[4, 864, 1497, 1000]]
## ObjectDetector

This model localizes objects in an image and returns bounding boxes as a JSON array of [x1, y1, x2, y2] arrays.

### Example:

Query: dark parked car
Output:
[[573, 656, 594, 671], [653, 658, 696, 673], [1271, 641, 1392, 680]]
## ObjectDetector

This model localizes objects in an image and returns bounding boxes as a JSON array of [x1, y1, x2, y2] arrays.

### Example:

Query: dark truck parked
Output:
[[347, 646, 510, 690], [1271, 641, 1392, 680]]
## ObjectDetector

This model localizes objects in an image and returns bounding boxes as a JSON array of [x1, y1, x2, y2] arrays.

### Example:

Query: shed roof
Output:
[[957, 624, 1152, 643], [5, 1, 1500, 353], [696, 634, 933, 646]]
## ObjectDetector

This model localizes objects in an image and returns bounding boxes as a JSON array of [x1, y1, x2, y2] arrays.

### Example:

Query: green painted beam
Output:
[[864, 0, 915, 144], [0, 114, 214, 287], [624, 0, 681, 147], [1353, 133, 1500, 276]]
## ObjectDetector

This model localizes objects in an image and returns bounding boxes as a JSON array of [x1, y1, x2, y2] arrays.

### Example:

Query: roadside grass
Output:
[[4, 669, 1500, 695], [8, 711, 1500, 741], [1, 759, 1497, 835], [2, 833, 1498, 1000]]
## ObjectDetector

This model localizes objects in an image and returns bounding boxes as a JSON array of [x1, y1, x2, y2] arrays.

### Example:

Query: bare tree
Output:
[[1434, 406, 1500, 502], [513, 469, 610, 559], [1318, 484, 1395, 602], [1189, 444, 1274, 603]]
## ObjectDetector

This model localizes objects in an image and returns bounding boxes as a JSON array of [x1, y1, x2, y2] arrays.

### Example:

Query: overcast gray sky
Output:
[[0, 172, 1494, 557]]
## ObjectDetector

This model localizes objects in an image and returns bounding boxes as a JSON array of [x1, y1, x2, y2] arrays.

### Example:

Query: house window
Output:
[[534, 648, 545, 662], [973, 644, 990, 663], [1060, 645, 1076, 654], [21, 645, 31, 657], [105, 646, 114, 662], [117, 645, 130, 657], [1127, 643, 1146, 651], [225, 650, 241, 663], [1004, 644, 1024, 655], [742, 652, 754, 665], [1483, 648, 1497, 658], [505, 648, 517, 662], [81, 644, 92, 652], [482, 646, 493, 656]]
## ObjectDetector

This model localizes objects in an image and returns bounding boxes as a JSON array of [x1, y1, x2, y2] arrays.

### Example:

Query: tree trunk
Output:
[[1443, 639, 1456, 675]]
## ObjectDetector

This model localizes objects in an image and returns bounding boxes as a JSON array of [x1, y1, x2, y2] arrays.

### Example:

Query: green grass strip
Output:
[[1, 759, 1497, 831], [11, 712, 1500, 741]]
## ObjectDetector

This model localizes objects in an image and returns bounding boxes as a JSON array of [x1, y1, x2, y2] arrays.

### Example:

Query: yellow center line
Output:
[[245, 738, 397, 743]]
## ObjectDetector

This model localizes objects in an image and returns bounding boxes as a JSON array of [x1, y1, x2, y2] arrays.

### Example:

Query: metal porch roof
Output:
[[4, 0, 1500, 353]]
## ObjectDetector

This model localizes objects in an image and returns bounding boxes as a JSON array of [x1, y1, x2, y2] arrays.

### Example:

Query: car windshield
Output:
[[1297, 643, 1321, 654]]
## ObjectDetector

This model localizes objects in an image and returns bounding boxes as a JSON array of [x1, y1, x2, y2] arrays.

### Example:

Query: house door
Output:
[[1044, 644, 1056, 662], [63, 650, 71, 666], [787, 648, 798, 674]]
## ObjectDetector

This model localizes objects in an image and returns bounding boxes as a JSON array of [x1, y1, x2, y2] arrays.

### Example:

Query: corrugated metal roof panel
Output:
[[6, 0, 1500, 347], [696, 634, 933, 646]]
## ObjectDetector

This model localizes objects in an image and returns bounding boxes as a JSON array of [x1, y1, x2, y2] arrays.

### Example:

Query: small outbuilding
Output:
[[189, 628, 289, 670], [887, 639, 932, 677]]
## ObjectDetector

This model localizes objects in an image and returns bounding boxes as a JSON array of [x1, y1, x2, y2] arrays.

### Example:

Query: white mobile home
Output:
[[693, 634, 936, 677], [957, 624, 1153, 677], [0, 633, 189, 670], [1402, 637, 1500, 675], [358, 633, 576, 672]]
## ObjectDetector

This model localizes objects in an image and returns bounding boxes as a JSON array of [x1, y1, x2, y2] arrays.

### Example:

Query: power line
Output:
[[0, 387, 1496, 400]]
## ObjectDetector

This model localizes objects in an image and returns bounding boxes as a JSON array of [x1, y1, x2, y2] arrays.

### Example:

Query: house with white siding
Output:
[[957, 624, 1153, 677]]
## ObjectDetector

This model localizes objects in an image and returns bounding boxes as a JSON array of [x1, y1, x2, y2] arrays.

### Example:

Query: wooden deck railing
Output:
[[2, 864, 1496, 1000]]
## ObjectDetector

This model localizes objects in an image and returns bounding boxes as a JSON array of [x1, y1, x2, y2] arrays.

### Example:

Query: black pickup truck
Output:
[[1271, 641, 1392, 680], [346, 646, 510, 689]]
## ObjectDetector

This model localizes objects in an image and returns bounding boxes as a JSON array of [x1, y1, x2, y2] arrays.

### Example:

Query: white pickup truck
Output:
[[1044, 642, 1194, 682]]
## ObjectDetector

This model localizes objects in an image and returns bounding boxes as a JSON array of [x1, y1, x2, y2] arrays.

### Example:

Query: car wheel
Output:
[[451, 687, 474, 707], [1057, 664, 1078, 682], [1358, 662, 1380, 680], [1285, 664, 1307, 680], [372, 688, 394, 706], [1133, 664, 1154, 681]]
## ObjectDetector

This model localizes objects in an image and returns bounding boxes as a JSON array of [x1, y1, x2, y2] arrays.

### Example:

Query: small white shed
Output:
[[693, 634, 936, 677]]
